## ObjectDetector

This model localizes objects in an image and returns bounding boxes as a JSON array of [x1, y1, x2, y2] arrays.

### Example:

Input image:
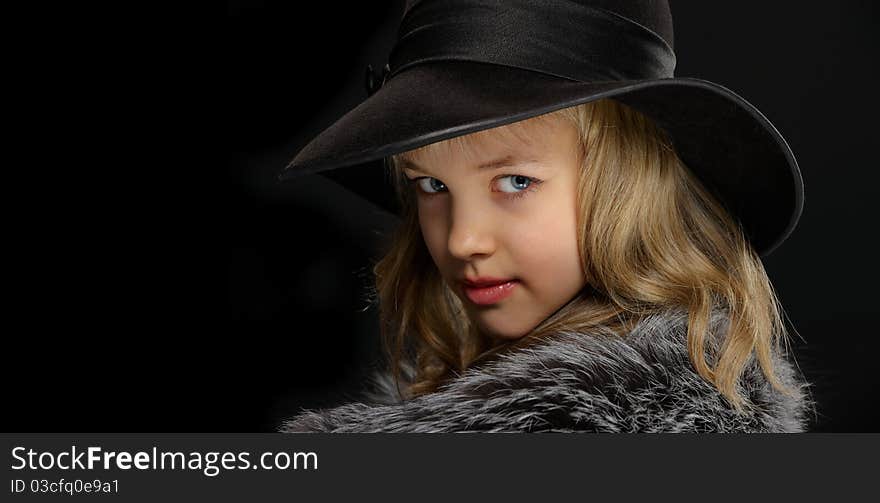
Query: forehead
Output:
[[398, 114, 572, 169]]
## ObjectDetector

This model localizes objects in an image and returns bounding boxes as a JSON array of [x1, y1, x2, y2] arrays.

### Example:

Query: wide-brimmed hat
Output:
[[277, 0, 803, 257]]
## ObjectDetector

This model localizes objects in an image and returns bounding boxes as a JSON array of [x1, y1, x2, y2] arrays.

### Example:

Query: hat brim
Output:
[[279, 60, 803, 257]]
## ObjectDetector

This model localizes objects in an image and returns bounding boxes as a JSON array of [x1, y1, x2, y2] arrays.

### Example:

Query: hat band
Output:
[[388, 0, 676, 82]]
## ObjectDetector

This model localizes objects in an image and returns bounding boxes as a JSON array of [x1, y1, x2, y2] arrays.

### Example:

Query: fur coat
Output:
[[279, 307, 814, 433]]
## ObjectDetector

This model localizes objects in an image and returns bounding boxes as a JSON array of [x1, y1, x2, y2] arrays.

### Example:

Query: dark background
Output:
[[5, 1, 877, 432]]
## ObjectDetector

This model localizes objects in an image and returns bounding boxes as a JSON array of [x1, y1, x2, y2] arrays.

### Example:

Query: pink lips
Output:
[[462, 279, 519, 305]]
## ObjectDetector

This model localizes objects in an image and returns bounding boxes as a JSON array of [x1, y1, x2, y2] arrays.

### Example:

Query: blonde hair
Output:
[[371, 98, 799, 413]]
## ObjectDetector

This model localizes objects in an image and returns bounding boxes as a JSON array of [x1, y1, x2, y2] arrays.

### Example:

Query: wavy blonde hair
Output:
[[371, 98, 799, 413]]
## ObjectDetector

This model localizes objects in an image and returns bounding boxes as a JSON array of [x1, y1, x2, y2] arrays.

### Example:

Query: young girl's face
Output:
[[401, 116, 587, 340]]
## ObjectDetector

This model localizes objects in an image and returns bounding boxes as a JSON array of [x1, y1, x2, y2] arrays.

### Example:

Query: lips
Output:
[[461, 276, 515, 288], [460, 277, 519, 305]]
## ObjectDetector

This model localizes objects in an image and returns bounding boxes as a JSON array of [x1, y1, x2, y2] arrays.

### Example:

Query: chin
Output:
[[476, 319, 532, 341]]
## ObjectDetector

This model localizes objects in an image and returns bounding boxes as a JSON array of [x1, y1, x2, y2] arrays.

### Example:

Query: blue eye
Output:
[[414, 177, 447, 194], [497, 175, 533, 193]]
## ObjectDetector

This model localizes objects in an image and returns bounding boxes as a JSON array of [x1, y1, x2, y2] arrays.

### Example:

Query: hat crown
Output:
[[404, 0, 674, 48], [392, 0, 676, 82]]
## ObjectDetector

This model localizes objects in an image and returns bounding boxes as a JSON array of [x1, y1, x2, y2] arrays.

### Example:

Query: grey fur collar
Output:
[[279, 307, 814, 433]]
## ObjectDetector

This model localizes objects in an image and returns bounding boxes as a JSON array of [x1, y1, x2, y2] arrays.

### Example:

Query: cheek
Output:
[[511, 203, 583, 285], [418, 208, 448, 264]]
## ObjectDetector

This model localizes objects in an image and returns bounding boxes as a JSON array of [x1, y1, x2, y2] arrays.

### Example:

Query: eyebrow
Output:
[[399, 155, 540, 175]]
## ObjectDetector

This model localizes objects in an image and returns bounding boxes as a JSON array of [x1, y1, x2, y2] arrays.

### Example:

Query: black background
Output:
[[5, 1, 878, 432]]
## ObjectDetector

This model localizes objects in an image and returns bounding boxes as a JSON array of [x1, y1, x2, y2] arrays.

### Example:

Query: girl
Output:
[[277, 0, 813, 432]]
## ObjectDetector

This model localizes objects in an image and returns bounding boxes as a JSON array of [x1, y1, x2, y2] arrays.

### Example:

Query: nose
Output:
[[446, 197, 497, 260]]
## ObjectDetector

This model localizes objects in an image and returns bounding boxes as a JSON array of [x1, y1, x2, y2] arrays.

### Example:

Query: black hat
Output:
[[278, 0, 803, 257]]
